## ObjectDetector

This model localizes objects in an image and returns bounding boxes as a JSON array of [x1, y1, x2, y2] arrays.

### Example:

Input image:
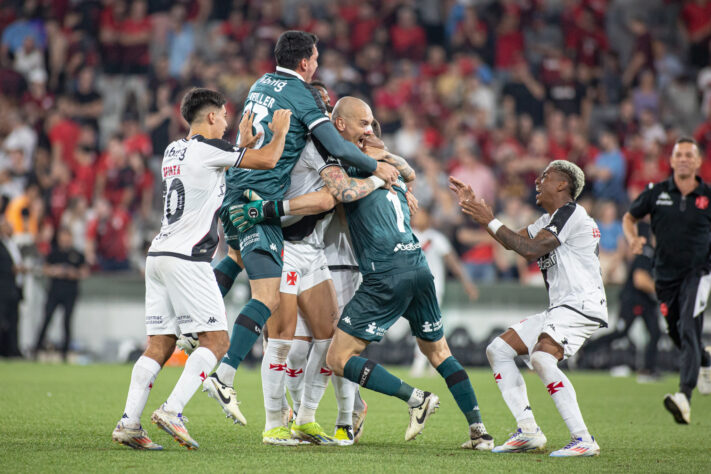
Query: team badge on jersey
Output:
[[696, 196, 709, 210]]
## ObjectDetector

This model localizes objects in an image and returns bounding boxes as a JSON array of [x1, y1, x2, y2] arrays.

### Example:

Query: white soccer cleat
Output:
[[491, 427, 547, 453], [352, 398, 368, 443], [202, 374, 247, 425], [112, 421, 163, 450], [698, 365, 711, 395], [176, 333, 199, 355], [664, 392, 691, 424], [550, 437, 600, 457], [460, 423, 494, 451], [150, 404, 199, 450], [405, 392, 439, 441]]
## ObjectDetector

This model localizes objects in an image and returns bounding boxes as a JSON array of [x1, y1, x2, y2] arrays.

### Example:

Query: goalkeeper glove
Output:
[[229, 189, 287, 232]]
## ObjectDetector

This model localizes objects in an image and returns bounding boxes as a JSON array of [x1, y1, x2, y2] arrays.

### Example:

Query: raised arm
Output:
[[238, 109, 292, 170]]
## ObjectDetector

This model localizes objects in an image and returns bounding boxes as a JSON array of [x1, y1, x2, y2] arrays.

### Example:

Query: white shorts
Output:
[[280, 241, 331, 295], [509, 306, 603, 366], [294, 310, 312, 338], [330, 267, 362, 316], [144, 256, 228, 336]]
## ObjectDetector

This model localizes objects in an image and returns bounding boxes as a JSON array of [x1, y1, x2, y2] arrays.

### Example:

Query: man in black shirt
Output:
[[34, 227, 89, 361], [579, 222, 661, 377], [623, 137, 711, 424]]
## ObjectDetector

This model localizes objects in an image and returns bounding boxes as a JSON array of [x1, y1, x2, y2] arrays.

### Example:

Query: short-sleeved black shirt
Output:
[[46, 248, 85, 294], [628, 176, 711, 283]]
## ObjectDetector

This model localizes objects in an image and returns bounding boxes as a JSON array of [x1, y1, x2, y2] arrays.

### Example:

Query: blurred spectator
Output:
[[390, 7, 427, 61], [70, 67, 103, 130], [0, 215, 23, 358], [120, 0, 151, 75], [13, 36, 44, 80], [166, 4, 195, 78], [502, 61, 545, 126], [85, 197, 131, 271], [34, 226, 88, 361], [680, 0, 711, 68], [588, 131, 627, 204], [632, 70, 659, 120], [595, 200, 626, 284]]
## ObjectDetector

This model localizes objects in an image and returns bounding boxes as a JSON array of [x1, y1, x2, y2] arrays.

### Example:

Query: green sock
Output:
[[436, 356, 482, 425], [221, 299, 271, 369], [343, 356, 415, 402], [213, 256, 242, 297]]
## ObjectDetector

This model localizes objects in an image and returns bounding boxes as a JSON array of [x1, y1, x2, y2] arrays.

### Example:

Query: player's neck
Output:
[[673, 173, 697, 196], [544, 197, 573, 215], [187, 125, 215, 140]]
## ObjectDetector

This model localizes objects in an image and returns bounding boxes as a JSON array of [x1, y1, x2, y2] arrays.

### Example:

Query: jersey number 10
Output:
[[162, 178, 185, 225]]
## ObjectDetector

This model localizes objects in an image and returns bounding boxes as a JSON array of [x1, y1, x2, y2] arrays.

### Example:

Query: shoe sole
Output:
[[492, 445, 546, 454], [663, 396, 689, 424], [550, 451, 599, 457], [262, 438, 300, 446], [112, 437, 163, 451], [353, 401, 368, 444], [291, 430, 336, 446], [202, 382, 247, 426], [150, 414, 199, 450], [406, 395, 440, 441]]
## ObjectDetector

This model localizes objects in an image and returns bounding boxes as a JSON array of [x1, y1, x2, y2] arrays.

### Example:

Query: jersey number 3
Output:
[[386, 192, 406, 233], [162, 178, 185, 225]]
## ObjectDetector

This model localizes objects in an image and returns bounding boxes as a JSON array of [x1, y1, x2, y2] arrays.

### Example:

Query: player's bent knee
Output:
[[486, 337, 511, 364], [326, 348, 345, 376]]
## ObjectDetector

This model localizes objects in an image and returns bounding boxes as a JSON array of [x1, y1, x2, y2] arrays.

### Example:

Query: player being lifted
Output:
[[233, 101, 494, 449], [111, 88, 291, 450], [202, 31, 399, 425], [450, 160, 606, 457]]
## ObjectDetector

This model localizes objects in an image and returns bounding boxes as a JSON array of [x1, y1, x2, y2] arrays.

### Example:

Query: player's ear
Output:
[[205, 109, 216, 125], [334, 117, 346, 132]]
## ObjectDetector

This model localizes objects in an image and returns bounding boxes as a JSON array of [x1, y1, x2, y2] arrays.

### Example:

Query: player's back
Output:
[[344, 175, 425, 275], [225, 69, 329, 202], [149, 136, 245, 261]]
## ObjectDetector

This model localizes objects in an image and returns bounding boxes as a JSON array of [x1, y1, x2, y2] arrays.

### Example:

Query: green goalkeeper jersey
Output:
[[224, 67, 329, 204], [344, 172, 426, 275]]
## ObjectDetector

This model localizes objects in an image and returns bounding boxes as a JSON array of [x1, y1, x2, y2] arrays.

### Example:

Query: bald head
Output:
[[332, 96, 374, 145]]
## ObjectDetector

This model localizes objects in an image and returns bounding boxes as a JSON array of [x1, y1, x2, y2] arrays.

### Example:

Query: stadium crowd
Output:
[[2, 0, 711, 286]]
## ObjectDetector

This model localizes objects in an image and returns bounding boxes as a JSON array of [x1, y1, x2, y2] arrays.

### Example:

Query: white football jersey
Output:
[[414, 228, 452, 303], [149, 136, 246, 261], [323, 206, 358, 269], [527, 202, 608, 323], [280, 139, 338, 248]]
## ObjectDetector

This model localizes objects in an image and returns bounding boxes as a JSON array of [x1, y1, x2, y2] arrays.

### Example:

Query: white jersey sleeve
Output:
[[527, 214, 549, 238], [194, 136, 246, 169]]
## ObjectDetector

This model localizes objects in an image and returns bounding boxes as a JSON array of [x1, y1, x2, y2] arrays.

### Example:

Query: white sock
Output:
[[353, 386, 365, 412], [261, 339, 293, 430], [164, 347, 217, 414], [122, 356, 161, 428], [215, 362, 236, 387], [295, 338, 331, 425], [530, 351, 591, 441], [285, 338, 310, 415], [332, 375, 357, 426], [486, 337, 538, 431], [410, 345, 430, 376]]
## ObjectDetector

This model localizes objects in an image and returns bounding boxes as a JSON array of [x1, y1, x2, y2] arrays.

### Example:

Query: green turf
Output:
[[0, 361, 709, 473]]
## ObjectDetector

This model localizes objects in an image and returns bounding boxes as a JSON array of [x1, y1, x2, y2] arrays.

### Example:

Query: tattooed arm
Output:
[[320, 165, 384, 203], [363, 146, 416, 183]]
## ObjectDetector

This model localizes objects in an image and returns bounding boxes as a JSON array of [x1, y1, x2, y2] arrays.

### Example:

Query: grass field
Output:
[[1, 361, 709, 473]]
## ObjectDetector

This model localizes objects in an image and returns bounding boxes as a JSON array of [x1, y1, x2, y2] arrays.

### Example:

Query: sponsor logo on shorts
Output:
[[365, 322, 385, 336], [286, 271, 297, 286], [342, 316, 352, 325], [177, 315, 193, 325], [421, 320, 443, 333], [240, 233, 260, 248], [393, 242, 421, 253], [207, 317, 218, 324], [146, 315, 163, 325]]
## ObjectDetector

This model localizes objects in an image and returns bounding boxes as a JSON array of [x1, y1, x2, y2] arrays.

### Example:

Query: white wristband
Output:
[[368, 175, 386, 189], [488, 218, 503, 234], [283, 200, 291, 216]]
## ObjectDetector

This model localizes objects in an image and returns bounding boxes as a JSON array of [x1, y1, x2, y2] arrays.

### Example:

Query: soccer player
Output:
[[111, 88, 291, 450], [451, 160, 605, 457], [623, 137, 711, 424], [204, 30, 398, 424], [409, 207, 479, 377]]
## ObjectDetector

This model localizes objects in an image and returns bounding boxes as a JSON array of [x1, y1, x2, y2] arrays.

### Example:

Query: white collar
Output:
[[275, 66, 305, 82]]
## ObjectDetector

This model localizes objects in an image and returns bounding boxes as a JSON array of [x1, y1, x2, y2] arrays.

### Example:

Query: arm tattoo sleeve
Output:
[[321, 166, 378, 203], [382, 153, 415, 182], [495, 226, 560, 261]]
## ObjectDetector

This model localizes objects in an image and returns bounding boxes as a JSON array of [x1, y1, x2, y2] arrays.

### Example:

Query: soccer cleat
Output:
[[333, 425, 355, 446], [262, 426, 300, 446], [664, 392, 691, 424], [550, 437, 600, 457], [352, 398, 368, 444], [460, 423, 495, 451], [491, 428, 546, 453], [291, 422, 337, 445], [112, 422, 163, 450], [150, 404, 199, 450], [405, 392, 440, 441], [202, 374, 247, 425], [176, 333, 199, 355], [698, 365, 711, 395]]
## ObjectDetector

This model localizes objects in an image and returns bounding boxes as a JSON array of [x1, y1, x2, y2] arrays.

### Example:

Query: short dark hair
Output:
[[275, 30, 318, 70], [675, 136, 698, 147], [309, 79, 327, 90], [180, 88, 226, 124]]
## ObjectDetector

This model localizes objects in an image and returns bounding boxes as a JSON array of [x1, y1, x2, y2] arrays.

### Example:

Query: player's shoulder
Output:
[[192, 135, 238, 152]]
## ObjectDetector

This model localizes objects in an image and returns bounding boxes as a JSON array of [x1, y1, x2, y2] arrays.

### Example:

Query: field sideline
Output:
[[1, 362, 709, 473]]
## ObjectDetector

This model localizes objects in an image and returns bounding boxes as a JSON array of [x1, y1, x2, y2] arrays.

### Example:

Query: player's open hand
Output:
[[449, 176, 494, 225], [374, 161, 398, 185], [268, 109, 292, 137], [406, 191, 418, 215], [238, 111, 262, 149], [229, 189, 268, 232]]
